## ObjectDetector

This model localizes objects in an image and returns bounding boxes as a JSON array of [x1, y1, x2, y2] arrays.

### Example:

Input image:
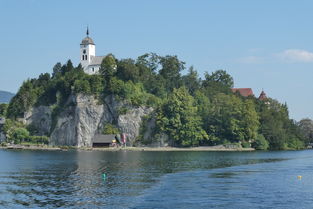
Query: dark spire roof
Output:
[[258, 90, 267, 100], [81, 27, 95, 45]]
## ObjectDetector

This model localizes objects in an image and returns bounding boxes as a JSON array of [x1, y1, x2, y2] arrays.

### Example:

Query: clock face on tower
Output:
[[83, 50, 86, 54]]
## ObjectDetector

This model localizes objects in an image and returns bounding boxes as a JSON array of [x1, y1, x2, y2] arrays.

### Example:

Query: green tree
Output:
[[156, 87, 208, 146], [182, 66, 201, 95], [252, 134, 269, 150], [52, 62, 62, 77], [74, 79, 91, 94], [116, 58, 140, 82], [102, 123, 119, 134], [241, 100, 259, 140], [298, 118, 313, 144], [0, 104, 8, 117], [12, 128, 29, 144], [206, 94, 258, 144], [202, 70, 234, 97], [99, 54, 117, 80], [159, 55, 185, 90]]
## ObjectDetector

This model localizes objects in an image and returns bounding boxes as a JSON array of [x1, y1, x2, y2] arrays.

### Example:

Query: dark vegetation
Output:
[[2, 53, 311, 150]]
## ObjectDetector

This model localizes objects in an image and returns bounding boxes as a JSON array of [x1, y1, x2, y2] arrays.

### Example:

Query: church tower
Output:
[[80, 27, 95, 69]]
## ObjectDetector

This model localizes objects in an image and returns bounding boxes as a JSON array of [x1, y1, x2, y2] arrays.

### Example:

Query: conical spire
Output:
[[258, 89, 267, 100], [86, 26, 89, 37]]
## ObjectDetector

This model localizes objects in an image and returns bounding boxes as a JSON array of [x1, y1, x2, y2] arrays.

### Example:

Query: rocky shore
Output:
[[0, 144, 255, 152]]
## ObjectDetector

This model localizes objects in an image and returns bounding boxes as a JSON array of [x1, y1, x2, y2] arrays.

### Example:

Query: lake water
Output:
[[0, 149, 313, 208]]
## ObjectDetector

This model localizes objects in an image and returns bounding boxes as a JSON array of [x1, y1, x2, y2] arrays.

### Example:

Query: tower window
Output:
[[82, 55, 84, 60], [85, 55, 87, 60]]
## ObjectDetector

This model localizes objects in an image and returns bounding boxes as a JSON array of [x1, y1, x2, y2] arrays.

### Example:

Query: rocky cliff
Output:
[[26, 94, 153, 147]]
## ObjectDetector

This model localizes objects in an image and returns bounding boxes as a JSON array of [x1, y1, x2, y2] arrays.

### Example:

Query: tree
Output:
[[12, 128, 29, 144], [99, 54, 117, 80], [7, 80, 38, 118], [52, 62, 62, 77], [0, 104, 8, 117], [182, 66, 201, 95], [156, 87, 208, 146], [116, 58, 140, 82], [203, 70, 234, 88], [298, 118, 313, 143], [206, 94, 258, 144], [202, 70, 234, 97], [252, 134, 269, 150], [159, 55, 185, 90], [241, 100, 259, 140], [102, 123, 119, 134]]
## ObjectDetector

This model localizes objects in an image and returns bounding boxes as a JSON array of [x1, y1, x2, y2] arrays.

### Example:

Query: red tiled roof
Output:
[[231, 88, 254, 97]]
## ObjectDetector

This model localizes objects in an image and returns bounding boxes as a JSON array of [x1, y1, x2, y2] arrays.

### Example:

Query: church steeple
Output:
[[80, 27, 96, 70], [258, 89, 267, 101]]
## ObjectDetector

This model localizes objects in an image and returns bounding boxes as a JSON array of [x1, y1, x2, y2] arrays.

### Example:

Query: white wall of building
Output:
[[80, 44, 96, 69]]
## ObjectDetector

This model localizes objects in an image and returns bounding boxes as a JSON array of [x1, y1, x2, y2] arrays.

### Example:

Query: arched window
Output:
[[82, 55, 84, 60], [85, 55, 87, 60]]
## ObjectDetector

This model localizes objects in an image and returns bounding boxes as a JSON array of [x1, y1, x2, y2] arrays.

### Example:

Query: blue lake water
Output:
[[0, 149, 313, 208]]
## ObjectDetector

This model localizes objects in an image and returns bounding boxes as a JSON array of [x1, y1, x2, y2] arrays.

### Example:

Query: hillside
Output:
[[2, 54, 309, 150], [0, 90, 14, 103]]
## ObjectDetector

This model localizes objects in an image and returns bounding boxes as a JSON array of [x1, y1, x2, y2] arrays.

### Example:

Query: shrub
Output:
[[241, 141, 251, 148], [102, 123, 119, 135], [252, 134, 269, 150]]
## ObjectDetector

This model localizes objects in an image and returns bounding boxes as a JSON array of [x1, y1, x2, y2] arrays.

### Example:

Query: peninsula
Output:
[[0, 30, 311, 151]]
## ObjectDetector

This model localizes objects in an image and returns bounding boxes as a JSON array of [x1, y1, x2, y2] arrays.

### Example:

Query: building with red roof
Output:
[[231, 88, 254, 97]]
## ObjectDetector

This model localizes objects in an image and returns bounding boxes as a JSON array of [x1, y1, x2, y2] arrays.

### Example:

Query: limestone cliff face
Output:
[[117, 106, 153, 146], [50, 94, 105, 147], [46, 94, 153, 147], [24, 106, 52, 136]]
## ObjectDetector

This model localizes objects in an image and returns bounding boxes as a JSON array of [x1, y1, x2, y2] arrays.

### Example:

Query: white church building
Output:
[[80, 28, 105, 74]]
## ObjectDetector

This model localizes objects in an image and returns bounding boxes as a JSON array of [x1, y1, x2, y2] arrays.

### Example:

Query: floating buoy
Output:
[[102, 173, 106, 180], [297, 175, 302, 180]]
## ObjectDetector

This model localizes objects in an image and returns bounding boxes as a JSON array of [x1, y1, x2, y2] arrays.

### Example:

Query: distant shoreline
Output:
[[0, 144, 255, 152]]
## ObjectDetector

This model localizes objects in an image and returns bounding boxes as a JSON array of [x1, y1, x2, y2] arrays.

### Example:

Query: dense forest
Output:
[[2, 53, 313, 150]]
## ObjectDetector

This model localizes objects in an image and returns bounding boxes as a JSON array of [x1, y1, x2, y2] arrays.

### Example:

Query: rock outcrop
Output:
[[50, 94, 105, 147], [117, 106, 153, 146], [44, 94, 154, 147], [24, 106, 52, 136]]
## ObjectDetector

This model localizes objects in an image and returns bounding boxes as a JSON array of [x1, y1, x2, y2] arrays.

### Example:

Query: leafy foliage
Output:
[[0, 104, 8, 117], [156, 87, 208, 146], [102, 123, 119, 135], [252, 134, 269, 150], [5, 53, 307, 149]]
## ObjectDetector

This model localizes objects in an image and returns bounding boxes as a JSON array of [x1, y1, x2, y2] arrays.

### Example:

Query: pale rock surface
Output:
[[48, 94, 153, 147], [24, 106, 52, 136]]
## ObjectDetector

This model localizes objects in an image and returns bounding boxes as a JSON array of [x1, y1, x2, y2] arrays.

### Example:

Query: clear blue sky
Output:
[[1, 0, 313, 120]]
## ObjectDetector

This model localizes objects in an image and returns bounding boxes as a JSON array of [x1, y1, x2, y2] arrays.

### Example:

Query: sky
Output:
[[0, 0, 313, 120]]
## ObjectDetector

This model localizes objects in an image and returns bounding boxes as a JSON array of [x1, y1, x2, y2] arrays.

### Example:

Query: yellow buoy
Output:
[[297, 175, 302, 180]]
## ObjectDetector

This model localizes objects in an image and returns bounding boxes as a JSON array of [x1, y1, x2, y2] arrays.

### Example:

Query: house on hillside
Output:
[[232, 88, 269, 101], [231, 88, 254, 97]]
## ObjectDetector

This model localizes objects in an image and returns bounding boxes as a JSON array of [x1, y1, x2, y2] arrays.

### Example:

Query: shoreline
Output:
[[0, 144, 255, 152]]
